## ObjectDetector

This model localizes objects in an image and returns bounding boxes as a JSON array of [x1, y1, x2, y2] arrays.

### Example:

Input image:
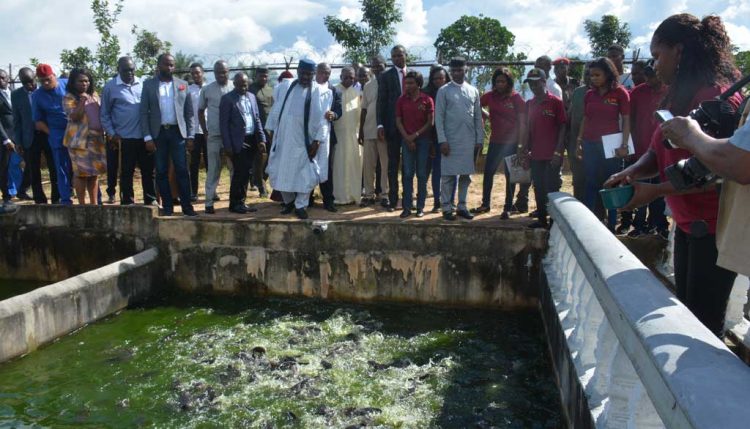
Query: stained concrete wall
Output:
[[0, 248, 159, 363], [158, 219, 547, 308], [0, 205, 157, 282]]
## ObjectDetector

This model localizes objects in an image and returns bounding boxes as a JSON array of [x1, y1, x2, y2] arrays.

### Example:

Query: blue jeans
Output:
[[582, 140, 621, 229], [401, 137, 430, 210], [483, 143, 530, 211], [154, 127, 193, 214], [50, 147, 73, 205]]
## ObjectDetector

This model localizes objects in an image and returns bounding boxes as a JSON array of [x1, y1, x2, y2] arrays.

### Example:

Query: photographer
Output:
[[604, 13, 741, 337], [661, 110, 750, 279]]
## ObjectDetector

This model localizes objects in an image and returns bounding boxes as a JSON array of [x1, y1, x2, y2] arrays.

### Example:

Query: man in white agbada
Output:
[[435, 57, 484, 221], [265, 59, 332, 219], [332, 67, 362, 204]]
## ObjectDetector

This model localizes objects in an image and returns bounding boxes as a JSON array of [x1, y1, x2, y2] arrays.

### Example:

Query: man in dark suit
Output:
[[0, 69, 15, 205], [219, 72, 267, 214], [376, 45, 408, 211], [139, 53, 197, 216], [11, 67, 59, 204], [313, 62, 342, 212]]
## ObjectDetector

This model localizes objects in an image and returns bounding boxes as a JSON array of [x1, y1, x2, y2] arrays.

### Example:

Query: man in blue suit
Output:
[[11, 67, 59, 204], [139, 53, 196, 216], [219, 72, 267, 214]]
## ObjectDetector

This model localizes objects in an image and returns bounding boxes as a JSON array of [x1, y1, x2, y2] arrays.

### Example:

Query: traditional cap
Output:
[[552, 57, 571, 65], [36, 63, 54, 78], [255, 65, 269, 74], [449, 56, 467, 68], [278, 70, 294, 82], [298, 58, 316, 72], [524, 68, 547, 82]]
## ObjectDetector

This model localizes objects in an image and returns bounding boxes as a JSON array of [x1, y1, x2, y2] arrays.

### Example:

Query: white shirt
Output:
[[158, 80, 177, 125], [240, 94, 256, 135], [1, 88, 10, 107], [188, 83, 204, 134]]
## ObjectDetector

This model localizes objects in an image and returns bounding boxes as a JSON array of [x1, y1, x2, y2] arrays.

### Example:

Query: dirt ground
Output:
[[21, 159, 575, 226]]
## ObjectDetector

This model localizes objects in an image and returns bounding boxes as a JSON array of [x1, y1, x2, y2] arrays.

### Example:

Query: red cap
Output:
[[36, 64, 54, 78], [552, 57, 571, 65], [280, 70, 294, 79]]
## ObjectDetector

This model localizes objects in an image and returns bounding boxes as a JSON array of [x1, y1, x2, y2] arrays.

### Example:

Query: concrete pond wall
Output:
[[1, 205, 548, 309]]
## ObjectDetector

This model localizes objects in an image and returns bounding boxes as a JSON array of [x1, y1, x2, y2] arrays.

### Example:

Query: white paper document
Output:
[[602, 133, 635, 159]]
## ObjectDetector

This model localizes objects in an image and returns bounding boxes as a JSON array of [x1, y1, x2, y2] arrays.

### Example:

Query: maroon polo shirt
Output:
[[630, 82, 668, 158], [650, 85, 742, 234], [481, 90, 525, 144], [396, 92, 434, 136], [527, 92, 567, 161], [582, 85, 630, 141]]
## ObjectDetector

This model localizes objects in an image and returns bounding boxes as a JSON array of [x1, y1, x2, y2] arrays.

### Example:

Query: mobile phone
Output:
[[654, 109, 674, 123], [654, 110, 678, 148]]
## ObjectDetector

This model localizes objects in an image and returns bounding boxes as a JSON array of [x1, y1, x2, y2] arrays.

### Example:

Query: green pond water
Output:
[[0, 293, 561, 428], [0, 279, 48, 301]]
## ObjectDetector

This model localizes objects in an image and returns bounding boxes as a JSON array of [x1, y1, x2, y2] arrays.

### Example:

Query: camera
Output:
[[663, 73, 750, 190]]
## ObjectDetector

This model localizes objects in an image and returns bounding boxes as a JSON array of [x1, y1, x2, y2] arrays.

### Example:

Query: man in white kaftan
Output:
[[265, 59, 332, 219], [332, 67, 362, 204]]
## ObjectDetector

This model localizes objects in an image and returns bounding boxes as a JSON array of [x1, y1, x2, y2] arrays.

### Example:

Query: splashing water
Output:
[[0, 293, 561, 428]]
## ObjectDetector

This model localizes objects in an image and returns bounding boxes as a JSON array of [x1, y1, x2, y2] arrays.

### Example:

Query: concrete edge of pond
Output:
[[547, 192, 750, 429], [0, 247, 159, 364]]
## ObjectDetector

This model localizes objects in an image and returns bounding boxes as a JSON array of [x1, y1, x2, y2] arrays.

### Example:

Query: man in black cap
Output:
[[250, 65, 273, 198], [265, 59, 333, 219], [434, 57, 484, 220]]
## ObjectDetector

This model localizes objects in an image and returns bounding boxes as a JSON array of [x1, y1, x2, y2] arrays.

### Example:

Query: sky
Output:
[[2, 0, 750, 73]]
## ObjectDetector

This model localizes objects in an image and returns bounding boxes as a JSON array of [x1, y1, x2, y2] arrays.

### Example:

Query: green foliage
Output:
[[324, 0, 402, 64], [60, 47, 95, 71], [130, 25, 172, 76], [433, 15, 518, 89], [584, 15, 631, 57], [29, 58, 40, 67], [90, 0, 123, 85], [735, 50, 750, 76]]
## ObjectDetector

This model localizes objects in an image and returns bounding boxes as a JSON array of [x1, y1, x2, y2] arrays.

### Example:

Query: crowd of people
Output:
[[0, 12, 748, 337]]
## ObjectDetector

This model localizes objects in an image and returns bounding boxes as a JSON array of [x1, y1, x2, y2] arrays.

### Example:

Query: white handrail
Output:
[[546, 192, 750, 429]]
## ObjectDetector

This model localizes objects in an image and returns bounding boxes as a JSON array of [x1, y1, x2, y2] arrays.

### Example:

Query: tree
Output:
[[174, 51, 200, 72], [324, 0, 402, 64], [433, 15, 519, 90], [90, 0, 123, 84], [130, 25, 172, 76], [60, 47, 96, 72], [584, 15, 631, 57], [735, 50, 750, 77]]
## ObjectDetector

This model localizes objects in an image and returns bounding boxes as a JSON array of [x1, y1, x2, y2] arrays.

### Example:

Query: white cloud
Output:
[[395, 0, 430, 49]]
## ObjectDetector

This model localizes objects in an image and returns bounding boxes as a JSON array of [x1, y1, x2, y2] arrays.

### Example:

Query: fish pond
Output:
[[0, 292, 561, 428]]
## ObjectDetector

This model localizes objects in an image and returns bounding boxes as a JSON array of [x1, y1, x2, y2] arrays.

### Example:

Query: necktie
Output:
[[400, 69, 405, 95]]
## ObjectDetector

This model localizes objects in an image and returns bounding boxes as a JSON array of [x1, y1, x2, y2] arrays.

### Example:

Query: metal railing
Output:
[[544, 192, 750, 428]]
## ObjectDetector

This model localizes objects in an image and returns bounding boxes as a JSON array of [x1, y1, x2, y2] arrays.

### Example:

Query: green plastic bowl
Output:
[[599, 185, 634, 210]]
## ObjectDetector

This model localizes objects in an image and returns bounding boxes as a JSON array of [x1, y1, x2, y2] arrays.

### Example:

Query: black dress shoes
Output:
[[457, 209, 474, 220]]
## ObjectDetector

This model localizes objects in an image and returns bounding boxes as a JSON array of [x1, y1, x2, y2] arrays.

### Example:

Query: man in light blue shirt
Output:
[[100, 56, 155, 205]]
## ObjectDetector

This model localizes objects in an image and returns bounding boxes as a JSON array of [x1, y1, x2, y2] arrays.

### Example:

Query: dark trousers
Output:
[[154, 127, 193, 213], [189, 133, 207, 197], [120, 138, 156, 205], [482, 143, 530, 211], [426, 139, 441, 207], [229, 135, 258, 208], [318, 143, 335, 206], [674, 228, 737, 336], [566, 138, 586, 201], [387, 135, 401, 207], [25, 131, 59, 204], [252, 144, 268, 195], [582, 140, 621, 228], [530, 159, 562, 222], [0, 143, 9, 201], [630, 177, 668, 232], [106, 142, 118, 198]]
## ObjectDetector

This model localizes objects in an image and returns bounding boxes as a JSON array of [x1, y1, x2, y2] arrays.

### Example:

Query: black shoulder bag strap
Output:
[[271, 79, 299, 153]]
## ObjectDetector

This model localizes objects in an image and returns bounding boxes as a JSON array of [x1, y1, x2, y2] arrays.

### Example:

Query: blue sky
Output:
[[2, 0, 749, 72]]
